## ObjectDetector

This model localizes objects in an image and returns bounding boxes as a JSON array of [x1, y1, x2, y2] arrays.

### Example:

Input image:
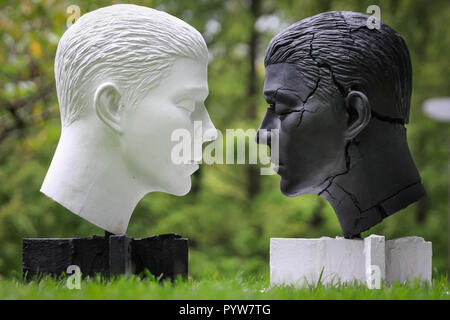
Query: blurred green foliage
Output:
[[0, 0, 449, 279]]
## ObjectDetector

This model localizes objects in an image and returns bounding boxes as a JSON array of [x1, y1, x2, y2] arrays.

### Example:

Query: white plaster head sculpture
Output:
[[41, 4, 217, 234]]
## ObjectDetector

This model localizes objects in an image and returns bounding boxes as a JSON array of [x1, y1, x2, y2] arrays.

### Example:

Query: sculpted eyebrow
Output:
[[264, 88, 304, 108]]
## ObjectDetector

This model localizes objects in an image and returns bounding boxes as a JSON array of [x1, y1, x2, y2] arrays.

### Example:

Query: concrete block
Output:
[[270, 237, 365, 286], [364, 234, 385, 287], [23, 233, 188, 280], [22, 238, 73, 279], [385, 237, 432, 286], [132, 233, 188, 280], [270, 235, 431, 288], [109, 234, 133, 276]]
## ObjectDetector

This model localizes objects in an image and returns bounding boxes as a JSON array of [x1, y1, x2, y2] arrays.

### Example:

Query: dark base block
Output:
[[22, 233, 188, 281]]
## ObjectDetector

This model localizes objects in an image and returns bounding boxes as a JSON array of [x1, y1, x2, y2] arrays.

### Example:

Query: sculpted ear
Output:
[[344, 91, 371, 140], [94, 82, 123, 134]]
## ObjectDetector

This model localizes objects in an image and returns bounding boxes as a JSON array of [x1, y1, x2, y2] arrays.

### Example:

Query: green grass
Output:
[[0, 273, 449, 300]]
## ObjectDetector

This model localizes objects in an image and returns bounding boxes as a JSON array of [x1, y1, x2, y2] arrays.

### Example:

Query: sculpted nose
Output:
[[256, 107, 278, 145], [200, 104, 218, 143]]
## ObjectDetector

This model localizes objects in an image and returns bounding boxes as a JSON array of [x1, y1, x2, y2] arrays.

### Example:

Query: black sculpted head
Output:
[[256, 11, 425, 238]]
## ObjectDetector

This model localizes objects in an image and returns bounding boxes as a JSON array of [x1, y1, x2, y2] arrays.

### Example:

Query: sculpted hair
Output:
[[265, 11, 412, 123], [55, 4, 208, 126]]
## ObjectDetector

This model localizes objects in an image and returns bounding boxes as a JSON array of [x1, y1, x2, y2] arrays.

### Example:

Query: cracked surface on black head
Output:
[[258, 11, 425, 238]]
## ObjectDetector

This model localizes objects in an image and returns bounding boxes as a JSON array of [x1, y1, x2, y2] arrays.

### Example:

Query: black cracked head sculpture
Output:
[[256, 11, 426, 239]]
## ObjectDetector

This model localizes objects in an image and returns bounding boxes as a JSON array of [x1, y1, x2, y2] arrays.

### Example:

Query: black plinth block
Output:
[[22, 233, 188, 280]]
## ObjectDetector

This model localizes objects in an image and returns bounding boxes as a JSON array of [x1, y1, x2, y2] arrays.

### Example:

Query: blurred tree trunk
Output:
[[0, 82, 55, 143], [246, 0, 261, 199], [190, 167, 202, 198], [310, 199, 325, 228], [414, 131, 429, 223]]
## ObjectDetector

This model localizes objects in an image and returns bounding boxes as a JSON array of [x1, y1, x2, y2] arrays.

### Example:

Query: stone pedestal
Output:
[[22, 233, 188, 280], [270, 235, 431, 287]]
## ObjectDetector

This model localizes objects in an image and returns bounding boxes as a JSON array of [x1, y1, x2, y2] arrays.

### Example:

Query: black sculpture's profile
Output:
[[256, 11, 425, 238]]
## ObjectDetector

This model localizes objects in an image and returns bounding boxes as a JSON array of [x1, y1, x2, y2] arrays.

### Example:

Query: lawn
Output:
[[0, 273, 449, 300]]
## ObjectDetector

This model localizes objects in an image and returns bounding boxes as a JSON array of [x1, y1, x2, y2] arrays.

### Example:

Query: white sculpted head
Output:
[[41, 4, 216, 234]]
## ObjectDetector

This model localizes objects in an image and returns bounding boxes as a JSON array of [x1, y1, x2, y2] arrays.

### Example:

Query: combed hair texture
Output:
[[55, 4, 208, 126], [265, 11, 412, 124]]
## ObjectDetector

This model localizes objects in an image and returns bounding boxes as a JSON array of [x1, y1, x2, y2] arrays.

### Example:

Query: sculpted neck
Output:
[[41, 120, 149, 234], [319, 118, 426, 238]]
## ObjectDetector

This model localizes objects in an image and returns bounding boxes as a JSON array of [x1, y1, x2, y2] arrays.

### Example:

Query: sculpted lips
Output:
[[273, 160, 284, 174], [182, 163, 199, 175]]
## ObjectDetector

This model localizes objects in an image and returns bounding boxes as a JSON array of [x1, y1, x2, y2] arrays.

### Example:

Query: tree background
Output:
[[0, 0, 448, 279]]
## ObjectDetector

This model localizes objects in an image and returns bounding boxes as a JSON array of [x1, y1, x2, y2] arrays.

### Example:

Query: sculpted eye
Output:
[[274, 103, 295, 116], [178, 100, 195, 113]]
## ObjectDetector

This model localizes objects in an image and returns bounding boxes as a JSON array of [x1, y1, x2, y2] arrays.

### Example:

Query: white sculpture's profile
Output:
[[41, 4, 217, 234]]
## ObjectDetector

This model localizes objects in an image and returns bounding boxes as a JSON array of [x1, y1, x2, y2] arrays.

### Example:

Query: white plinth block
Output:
[[270, 235, 432, 287], [385, 237, 432, 286]]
